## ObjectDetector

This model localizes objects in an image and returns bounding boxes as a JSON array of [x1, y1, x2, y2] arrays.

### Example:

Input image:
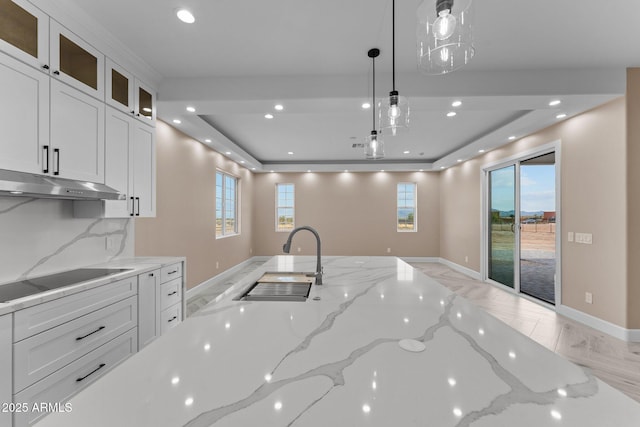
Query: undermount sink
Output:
[[237, 272, 315, 302]]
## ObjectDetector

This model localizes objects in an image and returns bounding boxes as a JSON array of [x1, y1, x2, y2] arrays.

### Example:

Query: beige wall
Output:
[[440, 97, 629, 327], [252, 171, 440, 258], [627, 69, 640, 328], [135, 121, 253, 289]]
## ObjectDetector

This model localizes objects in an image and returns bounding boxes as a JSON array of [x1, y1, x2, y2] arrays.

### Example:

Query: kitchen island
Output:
[[35, 256, 640, 426]]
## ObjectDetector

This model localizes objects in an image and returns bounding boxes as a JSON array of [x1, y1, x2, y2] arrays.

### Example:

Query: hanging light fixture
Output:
[[365, 48, 384, 160], [417, 0, 475, 75], [380, 0, 409, 136]]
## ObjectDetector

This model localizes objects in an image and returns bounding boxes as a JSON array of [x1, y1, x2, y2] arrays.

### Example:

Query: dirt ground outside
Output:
[[491, 223, 556, 253]]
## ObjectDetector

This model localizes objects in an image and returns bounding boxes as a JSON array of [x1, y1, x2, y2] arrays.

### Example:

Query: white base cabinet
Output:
[[0, 314, 12, 427], [137, 269, 160, 349]]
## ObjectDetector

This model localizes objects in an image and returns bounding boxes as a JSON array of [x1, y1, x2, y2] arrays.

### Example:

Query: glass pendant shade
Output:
[[417, 0, 475, 75], [365, 131, 385, 160], [379, 91, 410, 136]]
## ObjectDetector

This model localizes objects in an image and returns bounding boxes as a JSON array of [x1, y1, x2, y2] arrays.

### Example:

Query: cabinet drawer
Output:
[[13, 277, 136, 342], [160, 304, 181, 335], [159, 278, 182, 311], [13, 328, 137, 427], [14, 296, 137, 392], [160, 262, 182, 283]]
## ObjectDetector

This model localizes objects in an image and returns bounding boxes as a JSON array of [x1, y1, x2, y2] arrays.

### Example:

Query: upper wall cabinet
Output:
[[106, 58, 134, 114], [135, 79, 156, 125], [0, 51, 49, 174], [0, 0, 49, 70], [50, 20, 104, 100]]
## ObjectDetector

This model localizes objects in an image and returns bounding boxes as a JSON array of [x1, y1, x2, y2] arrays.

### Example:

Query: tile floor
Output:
[[186, 260, 640, 403]]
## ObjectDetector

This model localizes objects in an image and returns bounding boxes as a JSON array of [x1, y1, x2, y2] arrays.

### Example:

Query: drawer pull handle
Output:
[[168, 316, 177, 323], [168, 270, 178, 275], [76, 363, 106, 382], [76, 326, 105, 341], [167, 291, 178, 296]]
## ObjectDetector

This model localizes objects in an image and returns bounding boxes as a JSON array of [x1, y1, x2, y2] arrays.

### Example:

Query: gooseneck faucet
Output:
[[282, 225, 323, 285]]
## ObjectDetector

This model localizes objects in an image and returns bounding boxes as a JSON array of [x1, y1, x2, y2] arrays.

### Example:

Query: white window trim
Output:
[[275, 183, 295, 232], [216, 170, 240, 238], [397, 182, 417, 232]]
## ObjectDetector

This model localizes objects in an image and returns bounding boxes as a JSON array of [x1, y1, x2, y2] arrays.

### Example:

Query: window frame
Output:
[[275, 183, 295, 232], [215, 170, 240, 238], [397, 182, 417, 232]]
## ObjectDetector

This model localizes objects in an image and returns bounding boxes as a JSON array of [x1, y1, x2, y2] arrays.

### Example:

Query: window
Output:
[[397, 182, 416, 231], [216, 171, 239, 237], [276, 183, 295, 232]]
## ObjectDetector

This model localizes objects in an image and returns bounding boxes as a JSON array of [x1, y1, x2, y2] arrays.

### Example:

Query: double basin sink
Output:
[[238, 272, 316, 302]]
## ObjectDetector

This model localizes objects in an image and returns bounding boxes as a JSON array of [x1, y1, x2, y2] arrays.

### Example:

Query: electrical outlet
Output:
[[105, 236, 115, 251], [583, 233, 593, 244], [250, 248, 253, 254], [568, 232, 574, 242], [575, 233, 584, 244], [465, 256, 469, 263], [216, 261, 219, 269], [585, 292, 593, 304], [387, 248, 391, 253], [297, 247, 301, 253]]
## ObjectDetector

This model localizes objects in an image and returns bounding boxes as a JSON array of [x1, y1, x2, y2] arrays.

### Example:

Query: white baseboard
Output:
[[186, 257, 264, 300], [401, 257, 439, 263], [437, 258, 482, 280], [557, 304, 640, 342]]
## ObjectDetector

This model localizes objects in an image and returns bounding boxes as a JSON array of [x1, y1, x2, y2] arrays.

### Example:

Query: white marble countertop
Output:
[[0, 256, 184, 316], [35, 256, 640, 426]]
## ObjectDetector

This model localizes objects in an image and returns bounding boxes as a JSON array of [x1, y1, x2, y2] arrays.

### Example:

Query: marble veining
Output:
[[0, 197, 133, 284], [34, 256, 640, 427]]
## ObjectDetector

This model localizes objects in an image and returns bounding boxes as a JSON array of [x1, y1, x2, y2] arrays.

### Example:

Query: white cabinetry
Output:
[[137, 269, 159, 349], [11, 277, 137, 427], [138, 262, 184, 350], [0, 0, 49, 70], [0, 314, 12, 427], [49, 79, 105, 182], [0, 51, 49, 174]]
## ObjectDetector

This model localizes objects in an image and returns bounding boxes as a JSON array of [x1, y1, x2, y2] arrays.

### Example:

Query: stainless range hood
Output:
[[0, 169, 125, 200]]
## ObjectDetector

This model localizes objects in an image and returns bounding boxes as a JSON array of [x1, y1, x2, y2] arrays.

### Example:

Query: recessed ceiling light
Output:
[[403, 150, 410, 154], [419, 169, 424, 172], [362, 102, 371, 109], [251, 167, 256, 170], [307, 170, 311, 173], [508, 136, 516, 140], [186, 106, 196, 113], [270, 170, 275, 173], [478, 149, 485, 153], [274, 104, 284, 111], [265, 113, 274, 119], [556, 113, 567, 119], [205, 139, 212, 143], [172, 119, 181, 124], [380, 170, 385, 172], [225, 151, 231, 155], [440, 166, 445, 169], [240, 160, 245, 164], [457, 159, 463, 162], [176, 9, 195, 24], [549, 100, 561, 106], [287, 151, 294, 155], [452, 100, 462, 107], [344, 170, 349, 173], [447, 111, 457, 117]]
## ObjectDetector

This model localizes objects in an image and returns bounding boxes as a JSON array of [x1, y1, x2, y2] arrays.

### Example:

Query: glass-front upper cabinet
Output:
[[135, 79, 156, 125], [0, 0, 49, 70], [106, 58, 134, 114], [49, 20, 104, 100]]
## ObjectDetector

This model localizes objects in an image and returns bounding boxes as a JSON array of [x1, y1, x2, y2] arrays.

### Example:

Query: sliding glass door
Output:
[[488, 165, 516, 288], [485, 149, 558, 305]]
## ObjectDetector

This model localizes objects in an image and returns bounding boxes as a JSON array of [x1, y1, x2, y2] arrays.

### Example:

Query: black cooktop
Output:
[[0, 268, 132, 303]]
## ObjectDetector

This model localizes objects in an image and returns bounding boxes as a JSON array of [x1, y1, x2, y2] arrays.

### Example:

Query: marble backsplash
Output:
[[0, 196, 133, 284]]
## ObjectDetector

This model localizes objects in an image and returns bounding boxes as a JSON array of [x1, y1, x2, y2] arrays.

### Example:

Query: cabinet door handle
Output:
[[42, 64, 49, 70], [168, 316, 177, 323], [136, 197, 140, 216], [53, 148, 60, 175], [130, 197, 135, 216], [168, 270, 178, 275], [76, 363, 106, 382], [43, 145, 49, 173], [76, 325, 105, 341], [149, 273, 154, 277], [53, 70, 60, 75], [167, 291, 178, 296]]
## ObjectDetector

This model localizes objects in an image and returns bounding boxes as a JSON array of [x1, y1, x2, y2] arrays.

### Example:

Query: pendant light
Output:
[[365, 48, 384, 160], [380, 0, 409, 136], [417, 0, 475, 75]]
